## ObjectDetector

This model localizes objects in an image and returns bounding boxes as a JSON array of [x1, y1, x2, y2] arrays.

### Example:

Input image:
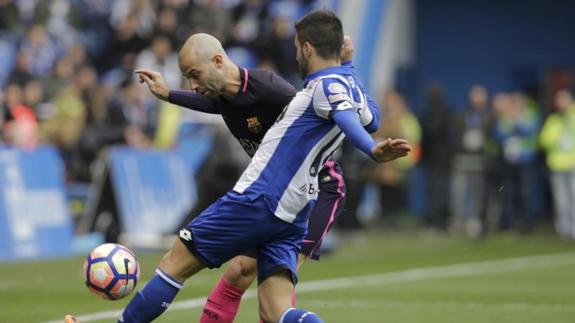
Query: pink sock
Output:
[[259, 290, 297, 323], [200, 277, 245, 323]]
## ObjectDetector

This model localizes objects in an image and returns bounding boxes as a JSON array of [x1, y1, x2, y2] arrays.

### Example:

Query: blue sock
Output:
[[279, 308, 324, 323], [119, 269, 183, 323]]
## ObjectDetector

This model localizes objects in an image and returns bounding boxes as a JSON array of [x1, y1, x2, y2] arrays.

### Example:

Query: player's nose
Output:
[[188, 79, 199, 91]]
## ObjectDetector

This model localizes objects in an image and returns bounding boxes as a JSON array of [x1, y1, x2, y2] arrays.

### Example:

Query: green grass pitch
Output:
[[1, 229, 574, 323]]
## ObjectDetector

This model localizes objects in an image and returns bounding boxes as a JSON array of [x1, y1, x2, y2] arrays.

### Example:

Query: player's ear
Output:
[[303, 41, 313, 58], [212, 54, 224, 68]]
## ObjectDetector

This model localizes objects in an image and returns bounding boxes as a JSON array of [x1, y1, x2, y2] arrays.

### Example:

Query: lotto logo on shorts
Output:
[[179, 229, 193, 241]]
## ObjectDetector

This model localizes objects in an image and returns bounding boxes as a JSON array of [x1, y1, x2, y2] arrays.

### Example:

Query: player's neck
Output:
[[221, 63, 242, 101], [307, 57, 341, 75]]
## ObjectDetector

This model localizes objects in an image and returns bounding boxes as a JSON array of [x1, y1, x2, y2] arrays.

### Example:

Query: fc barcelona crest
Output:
[[246, 116, 262, 133]]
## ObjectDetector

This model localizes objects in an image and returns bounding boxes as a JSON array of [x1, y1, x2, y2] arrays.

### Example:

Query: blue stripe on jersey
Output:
[[243, 102, 334, 212]]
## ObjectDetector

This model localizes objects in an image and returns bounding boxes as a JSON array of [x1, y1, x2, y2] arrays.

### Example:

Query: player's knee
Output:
[[223, 257, 257, 290]]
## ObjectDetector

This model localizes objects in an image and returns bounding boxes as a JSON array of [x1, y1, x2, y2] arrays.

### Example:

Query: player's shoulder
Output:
[[312, 74, 353, 97], [248, 68, 296, 93]]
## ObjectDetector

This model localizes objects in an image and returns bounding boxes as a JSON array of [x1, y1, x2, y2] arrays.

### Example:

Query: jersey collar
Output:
[[303, 65, 348, 87]]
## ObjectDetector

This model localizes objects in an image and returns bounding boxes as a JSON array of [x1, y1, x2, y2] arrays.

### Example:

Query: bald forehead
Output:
[[180, 33, 225, 61]]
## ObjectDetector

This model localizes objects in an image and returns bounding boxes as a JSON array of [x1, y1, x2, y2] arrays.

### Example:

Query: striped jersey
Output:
[[233, 65, 374, 223]]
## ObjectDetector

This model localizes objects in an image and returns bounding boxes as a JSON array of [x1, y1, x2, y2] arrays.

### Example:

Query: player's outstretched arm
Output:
[[332, 109, 411, 163], [135, 69, 218, 114]]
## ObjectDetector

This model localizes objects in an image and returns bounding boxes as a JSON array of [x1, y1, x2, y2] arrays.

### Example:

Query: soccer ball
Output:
[[83, 243, 140, 300]]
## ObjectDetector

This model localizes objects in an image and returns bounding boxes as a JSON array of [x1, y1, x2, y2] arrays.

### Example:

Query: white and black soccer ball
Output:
[[83, 243, 140, 300]]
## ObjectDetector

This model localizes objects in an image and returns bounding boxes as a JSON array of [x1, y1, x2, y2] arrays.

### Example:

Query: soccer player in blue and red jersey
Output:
[[66, 10, 411, 323], [134, 33, 376, 323]]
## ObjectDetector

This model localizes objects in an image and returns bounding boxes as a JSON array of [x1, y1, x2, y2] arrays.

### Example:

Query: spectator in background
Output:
[[41, 65, 97, 181], [135, 35, 181, 90], [42, 58, 75, 102], [1, 83, 38, 149], [256, 13, 299, 85], [420, 83, 454, 230], [0, 0, 21, 36], [107, 80, 158, 149], [188, 0, 232, 45], [229, 0, 268, 47], [153, 6, 181, 49], [492, 92, 540, 232], [368, 89, 421, 226], [539, 89, 575, 240], [7, 51, 34, 87], [336, 141, 368, 234], [19, 24, 59, 78], [450, 85, 492, 237]]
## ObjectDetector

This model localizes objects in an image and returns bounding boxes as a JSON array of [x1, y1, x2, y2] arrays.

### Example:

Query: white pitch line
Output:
[[0, 281, 16, 290], [43, 252, 575, 323]]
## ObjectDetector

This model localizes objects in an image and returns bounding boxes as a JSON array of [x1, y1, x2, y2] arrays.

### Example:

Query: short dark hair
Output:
[[295, 10, 343, 60]]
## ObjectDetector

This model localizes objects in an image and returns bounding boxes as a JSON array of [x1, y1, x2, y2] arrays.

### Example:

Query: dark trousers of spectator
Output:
[[426, 168, 451, 230], [337, 177, 364, 232], [500, 161, 537, 232]]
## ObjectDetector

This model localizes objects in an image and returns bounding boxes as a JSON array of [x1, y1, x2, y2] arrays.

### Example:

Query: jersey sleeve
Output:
[[343, 61, 380, 133], [312, 77, 354, 120], [168, 90, 220, 114]]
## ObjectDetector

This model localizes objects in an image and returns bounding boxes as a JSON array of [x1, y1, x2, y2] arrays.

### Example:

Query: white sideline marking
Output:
[[0, 281, 16, 290], [306, 299, 575, 313], [43, 252, 575, 323]]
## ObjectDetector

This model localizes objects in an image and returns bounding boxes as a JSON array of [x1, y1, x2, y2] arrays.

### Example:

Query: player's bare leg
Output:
[[258, 270, 323, 323], [158, 238, 206, 281], [200, 255, 257, 322], [258, 270, 295, 323]]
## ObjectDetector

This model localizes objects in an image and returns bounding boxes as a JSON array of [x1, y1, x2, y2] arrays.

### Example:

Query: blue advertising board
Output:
[[108, 147, 197, 245], [0, 146, 74, 261]]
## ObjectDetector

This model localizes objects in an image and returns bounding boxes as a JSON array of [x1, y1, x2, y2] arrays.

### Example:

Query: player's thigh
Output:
[[258, 270, 295, 323], [159, 238, 206, 282]]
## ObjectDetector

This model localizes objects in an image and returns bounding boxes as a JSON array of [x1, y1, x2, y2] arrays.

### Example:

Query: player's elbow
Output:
[[364, 118, 380, 133]]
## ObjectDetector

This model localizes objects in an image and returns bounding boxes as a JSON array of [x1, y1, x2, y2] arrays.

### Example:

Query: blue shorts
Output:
[[179, 191, 308, 284]]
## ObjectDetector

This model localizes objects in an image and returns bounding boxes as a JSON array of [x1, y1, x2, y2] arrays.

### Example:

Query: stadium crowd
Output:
[[1, 0, 574, 242]]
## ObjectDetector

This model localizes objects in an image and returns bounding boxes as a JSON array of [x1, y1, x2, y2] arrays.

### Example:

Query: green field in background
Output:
[[1, 229, 574, 323]]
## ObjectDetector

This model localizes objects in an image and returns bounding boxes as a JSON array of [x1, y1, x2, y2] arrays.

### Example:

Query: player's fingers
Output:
[[135, 69, 160, 80], [389, 138, 408, 146], [139, 73, 153, 84]]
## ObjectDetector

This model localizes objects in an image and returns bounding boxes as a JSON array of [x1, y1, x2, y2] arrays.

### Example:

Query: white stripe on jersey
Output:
[[275, 126, 342, 222], [233, 72, 361, 223], [233, 89, 312, 194]]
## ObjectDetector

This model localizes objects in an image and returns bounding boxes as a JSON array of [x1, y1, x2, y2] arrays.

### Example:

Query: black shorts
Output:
[[302, 161, 346, 260]]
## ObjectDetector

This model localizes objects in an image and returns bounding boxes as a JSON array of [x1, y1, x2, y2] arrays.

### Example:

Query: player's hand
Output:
[[371, 138, 412, 163], [341, 35, 354, 62], [134, 69, 170, 101]]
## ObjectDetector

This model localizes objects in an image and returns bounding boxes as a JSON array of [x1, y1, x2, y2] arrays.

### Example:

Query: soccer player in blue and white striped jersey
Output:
[[74, 10, 412, 323]]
